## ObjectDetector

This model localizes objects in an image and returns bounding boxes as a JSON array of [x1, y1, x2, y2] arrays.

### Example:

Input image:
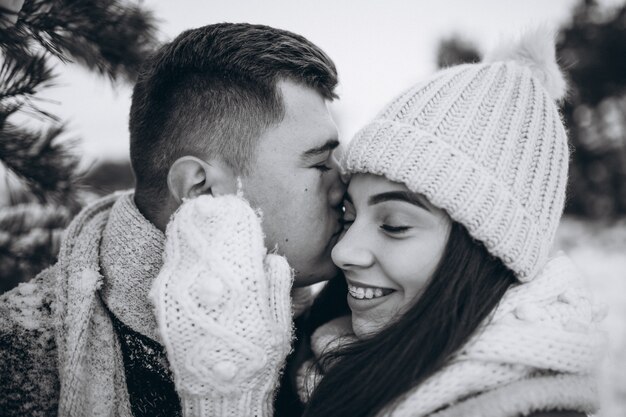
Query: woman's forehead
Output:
[[347, 174, 412, 201], [346, 173, 441, 213]]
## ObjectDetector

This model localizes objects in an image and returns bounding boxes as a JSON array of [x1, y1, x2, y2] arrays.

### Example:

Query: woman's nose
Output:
[[331, 225, 374, 270]]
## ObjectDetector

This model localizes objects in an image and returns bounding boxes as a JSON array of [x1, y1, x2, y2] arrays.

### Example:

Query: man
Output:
[[0, 23, 344, 417]]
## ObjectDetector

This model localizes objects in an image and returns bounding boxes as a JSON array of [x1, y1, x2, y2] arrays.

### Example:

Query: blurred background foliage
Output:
[[0, 0, 625, 293], [0, 0, 156, 292], [438, 0, 626, 219]]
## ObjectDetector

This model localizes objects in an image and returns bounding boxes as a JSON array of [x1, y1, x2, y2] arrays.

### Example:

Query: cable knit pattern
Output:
[[150, 194, 294, 417], [297, 254, 606, 416], [343, 30, 569, 281]]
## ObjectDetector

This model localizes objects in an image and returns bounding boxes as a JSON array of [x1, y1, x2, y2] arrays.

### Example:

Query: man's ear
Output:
[[167, 156, 237, 204]]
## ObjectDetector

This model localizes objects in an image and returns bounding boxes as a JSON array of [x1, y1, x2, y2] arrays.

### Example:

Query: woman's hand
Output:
[[151, 194, 294, 416]]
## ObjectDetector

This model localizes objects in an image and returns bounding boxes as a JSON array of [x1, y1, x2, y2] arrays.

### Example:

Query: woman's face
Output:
[[332, 174, 452, 339]]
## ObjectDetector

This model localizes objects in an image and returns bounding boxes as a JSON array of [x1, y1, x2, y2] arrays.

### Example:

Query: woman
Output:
[[296, 29, 606, 417], [150, 29, 605, 417]]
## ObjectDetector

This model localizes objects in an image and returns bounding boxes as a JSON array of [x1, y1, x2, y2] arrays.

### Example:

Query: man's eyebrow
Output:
[[368, 191, 430, 211], [301, 139, 340, 159]]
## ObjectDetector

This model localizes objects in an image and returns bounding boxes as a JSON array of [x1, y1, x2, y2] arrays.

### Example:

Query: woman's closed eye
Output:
[[380, 224, 410, 234], [379, 213, 413, 235]]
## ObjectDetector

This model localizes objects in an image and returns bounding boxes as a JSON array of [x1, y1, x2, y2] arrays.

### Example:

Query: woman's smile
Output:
[[345, 277, 397, 312]]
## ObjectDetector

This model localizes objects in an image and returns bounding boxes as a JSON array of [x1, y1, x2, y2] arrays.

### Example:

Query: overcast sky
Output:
[[32, 0, 623, 163]]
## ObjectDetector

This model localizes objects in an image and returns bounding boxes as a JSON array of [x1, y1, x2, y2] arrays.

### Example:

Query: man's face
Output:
[[242, 80, 345, 287]]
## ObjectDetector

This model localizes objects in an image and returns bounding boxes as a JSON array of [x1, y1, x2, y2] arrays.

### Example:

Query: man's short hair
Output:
[[129, 23, 338, 202]]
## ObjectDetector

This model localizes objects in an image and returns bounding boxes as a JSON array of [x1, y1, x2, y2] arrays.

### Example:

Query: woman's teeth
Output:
[[348, 284, 392, 300]]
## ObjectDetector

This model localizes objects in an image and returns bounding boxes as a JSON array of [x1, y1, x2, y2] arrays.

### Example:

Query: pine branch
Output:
[[0, 119, 81, 204], [0, 50, 56, 120], [0, 52, 48, 98], [4, 0, 159, 83]]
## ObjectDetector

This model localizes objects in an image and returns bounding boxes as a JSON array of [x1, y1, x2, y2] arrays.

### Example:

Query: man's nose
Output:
[[331, 225, 374, 270]]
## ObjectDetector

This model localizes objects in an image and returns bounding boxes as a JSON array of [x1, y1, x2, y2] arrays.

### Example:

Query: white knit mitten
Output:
[[150, 194, 294, 417]]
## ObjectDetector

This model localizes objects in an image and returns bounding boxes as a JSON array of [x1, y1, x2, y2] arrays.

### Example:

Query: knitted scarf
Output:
[[53, 191, 165, 417], [297, 255, 606, 417]]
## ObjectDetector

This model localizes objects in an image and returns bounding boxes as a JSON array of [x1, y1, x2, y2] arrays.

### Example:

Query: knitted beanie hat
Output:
[[343, 29, 569, 281]]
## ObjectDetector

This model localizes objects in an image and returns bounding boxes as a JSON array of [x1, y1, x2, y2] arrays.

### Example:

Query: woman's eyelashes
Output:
[[379, 212, 414, 235], [380, 224, 410, 234]]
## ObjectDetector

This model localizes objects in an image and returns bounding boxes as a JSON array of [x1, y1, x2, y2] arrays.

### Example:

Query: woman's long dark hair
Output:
[[301, 221, 517, 417]]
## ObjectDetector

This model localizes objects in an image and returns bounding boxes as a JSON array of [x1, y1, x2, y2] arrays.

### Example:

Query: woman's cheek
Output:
[[388, 240, 435, 296]]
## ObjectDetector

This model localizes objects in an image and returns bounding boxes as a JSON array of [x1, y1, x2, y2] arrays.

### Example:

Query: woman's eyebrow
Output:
[[368, 191, 430, 211]]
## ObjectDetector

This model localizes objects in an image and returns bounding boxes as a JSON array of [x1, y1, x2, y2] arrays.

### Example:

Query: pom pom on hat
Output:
[[485, 27, 567, 101]]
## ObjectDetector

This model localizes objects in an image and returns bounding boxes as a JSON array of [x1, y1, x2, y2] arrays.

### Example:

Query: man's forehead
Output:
[[255, 128, 339, 167], [266, 115, 338, 157], [256, 80, 339, 158]]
